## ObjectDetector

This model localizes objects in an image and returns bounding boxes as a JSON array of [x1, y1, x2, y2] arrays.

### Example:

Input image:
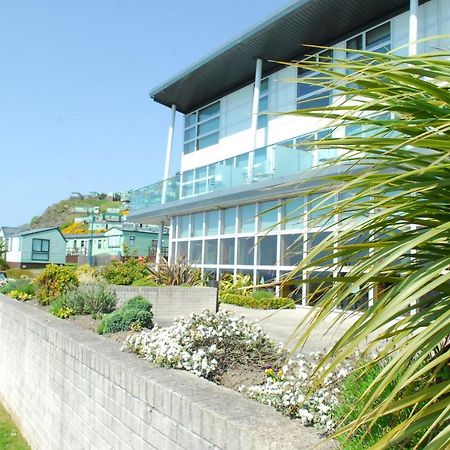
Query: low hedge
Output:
[[97, 295, 153, 334], [220, 293, 296, 310]]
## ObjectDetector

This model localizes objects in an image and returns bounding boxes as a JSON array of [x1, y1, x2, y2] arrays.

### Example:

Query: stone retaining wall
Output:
[[0, 294, 330, 449], [110, 285, 218, 321]]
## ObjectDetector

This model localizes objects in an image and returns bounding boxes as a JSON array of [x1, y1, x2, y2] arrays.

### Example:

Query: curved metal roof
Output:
[[150, 0, 414, 114]]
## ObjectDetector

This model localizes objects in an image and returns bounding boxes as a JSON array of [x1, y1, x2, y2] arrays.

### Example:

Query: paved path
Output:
[[220, 304, 359, 355]]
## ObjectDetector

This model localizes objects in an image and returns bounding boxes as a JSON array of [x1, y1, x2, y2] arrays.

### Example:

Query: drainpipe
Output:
[[409, 0, 418, 57], [156, 104, 176, 266]]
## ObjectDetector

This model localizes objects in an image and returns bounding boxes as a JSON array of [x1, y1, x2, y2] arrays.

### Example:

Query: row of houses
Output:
[[127, 0, 450, 302], [0, 226, 168, 268]]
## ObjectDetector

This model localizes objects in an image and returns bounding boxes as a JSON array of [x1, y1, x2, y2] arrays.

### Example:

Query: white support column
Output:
[[157, 104, 176, 266], [409, 0, 419, 57], [250, 58, 263, 151]]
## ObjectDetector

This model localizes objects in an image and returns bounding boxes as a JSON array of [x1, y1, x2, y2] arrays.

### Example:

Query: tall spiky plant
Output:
[[281, 47, 450, 449]]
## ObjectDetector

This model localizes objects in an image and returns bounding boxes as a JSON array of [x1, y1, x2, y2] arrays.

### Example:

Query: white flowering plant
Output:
[[244, 352, 354, 432], [124, 310, 285, 380]]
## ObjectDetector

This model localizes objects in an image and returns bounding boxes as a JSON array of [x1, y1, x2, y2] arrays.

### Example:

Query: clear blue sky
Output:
[[1, 0, 291, 226]]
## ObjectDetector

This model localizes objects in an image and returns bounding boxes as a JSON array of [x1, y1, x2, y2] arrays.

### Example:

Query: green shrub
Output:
[[101, 259, 149, 285], [331, 362, 445, 449], [0, 258, 8, 270], [97, 295, 153, 334], [131, 278, 159, 287], [219, 273, 253, 300], [0, 279, 36, 296], [50, 283, 117, 318], [5, 268, 33, 279], [8, 290, 32, 301], [35, 264, 78, 305], [251, 290, 275, 300], [220, 293, 296, 309], [50, 297, 76, 318], [75, 264, 100, 284], [147, 256, 202, 286]]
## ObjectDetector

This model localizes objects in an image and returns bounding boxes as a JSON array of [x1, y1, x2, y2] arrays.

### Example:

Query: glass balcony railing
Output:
[[131, 137, 337, 212]]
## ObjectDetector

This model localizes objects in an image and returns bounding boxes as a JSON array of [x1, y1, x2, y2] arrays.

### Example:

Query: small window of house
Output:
[[31, 238, 50, 261]]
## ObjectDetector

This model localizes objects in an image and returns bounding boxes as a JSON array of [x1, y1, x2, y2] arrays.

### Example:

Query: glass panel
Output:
[[257, 235, 277, 266], [237, 237, 254, 265], [308, 232, 333, 265], [220, 238, 235, 265], [308, 194, 335, 227], [198, 117, 219, 135], [306, 271, 333, 305], [185, 113, 196, 128], [258, 95, 268, 111], [184, 127, 196, 141], [198, 132, 219, 149], [256, 270, 276, 290], [196, 166, 207, 178], [178, 215, 190, 238], [177, 241, 188, 258], [191, 213, 203, 237], [183, 170, 194, 182], [198, 102, 220, 121], [280, 234, 303, 266], [184, 141, 195, 154], [235, 153, 248, 168], [170, 243, 176, 263], [260, 78, 269, 94], [204, 239, 218, 264], [182, 183, 194, 197], [239, 204, 255, 233], [283, 197, 305, 230], [297, 74, 321, 98], [347, 34, 363, 51], [205, 210, 219, 236], [195, 180, 207, 194], [257, 114, 268, 129], [190, 241, 203, 264], [223, 207, 236, 234], [280, 270, 303, 301], [41, 240, 49, 252], [32, 239, 41, 251], [366, 23, 390, 49], [259, 201, 278, 232]]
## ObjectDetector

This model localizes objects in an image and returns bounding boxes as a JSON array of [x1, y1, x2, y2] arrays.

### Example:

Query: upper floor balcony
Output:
[[130, 132, 338, 214]]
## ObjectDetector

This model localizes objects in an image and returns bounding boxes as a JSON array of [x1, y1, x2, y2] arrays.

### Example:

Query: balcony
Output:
[[131, 137, 337, 213]]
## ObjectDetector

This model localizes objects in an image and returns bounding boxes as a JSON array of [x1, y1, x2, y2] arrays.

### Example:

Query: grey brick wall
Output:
[[110, 286, 218, 321], [0, 294, 331, 450]]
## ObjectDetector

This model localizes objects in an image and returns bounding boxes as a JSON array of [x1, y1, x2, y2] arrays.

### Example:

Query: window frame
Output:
[[31, 238, 50, 261], [183, 101, 221, 154]]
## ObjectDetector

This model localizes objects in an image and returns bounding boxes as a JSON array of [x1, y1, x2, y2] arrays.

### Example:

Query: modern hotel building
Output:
[[128, 0, 450, 302]]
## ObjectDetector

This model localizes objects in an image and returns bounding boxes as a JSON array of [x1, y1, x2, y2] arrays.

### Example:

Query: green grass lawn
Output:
[[0, 403, 29, 450]]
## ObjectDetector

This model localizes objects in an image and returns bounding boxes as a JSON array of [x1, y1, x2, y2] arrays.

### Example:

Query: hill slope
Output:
[[30, 198, 123, 229]]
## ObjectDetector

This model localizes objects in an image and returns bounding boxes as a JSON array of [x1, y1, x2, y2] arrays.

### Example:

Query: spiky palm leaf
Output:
[[282, 48, 450, 448]]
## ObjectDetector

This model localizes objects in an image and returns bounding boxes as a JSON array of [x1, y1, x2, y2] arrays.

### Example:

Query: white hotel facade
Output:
[[129, 0, 450, 302]]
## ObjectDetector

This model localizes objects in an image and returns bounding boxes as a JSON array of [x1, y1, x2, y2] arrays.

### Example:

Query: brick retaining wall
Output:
[[0, 294, 331, 449]]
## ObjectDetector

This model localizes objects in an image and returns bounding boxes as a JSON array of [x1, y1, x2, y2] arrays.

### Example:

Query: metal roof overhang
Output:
[[150, 0, 419, 114]]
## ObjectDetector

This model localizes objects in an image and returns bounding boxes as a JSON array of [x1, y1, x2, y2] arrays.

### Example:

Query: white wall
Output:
[[180, 0, 449, 173], [5, 236, 21, 263]]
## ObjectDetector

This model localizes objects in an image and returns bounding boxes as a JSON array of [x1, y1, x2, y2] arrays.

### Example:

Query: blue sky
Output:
[[1, 0, 290, 226]]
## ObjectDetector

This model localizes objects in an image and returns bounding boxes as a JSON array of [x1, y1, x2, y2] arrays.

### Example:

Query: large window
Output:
[[184, 101, 220, 154], [31, 238, 50, 261], [297, 49, 333, 110], [257, 78, 269, 129]]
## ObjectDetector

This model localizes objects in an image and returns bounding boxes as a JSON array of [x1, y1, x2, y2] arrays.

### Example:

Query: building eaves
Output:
[[150, 0, 417, 114]]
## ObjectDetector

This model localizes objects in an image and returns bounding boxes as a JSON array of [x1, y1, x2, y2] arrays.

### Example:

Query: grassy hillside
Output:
[[30, 198, 123, 230]]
